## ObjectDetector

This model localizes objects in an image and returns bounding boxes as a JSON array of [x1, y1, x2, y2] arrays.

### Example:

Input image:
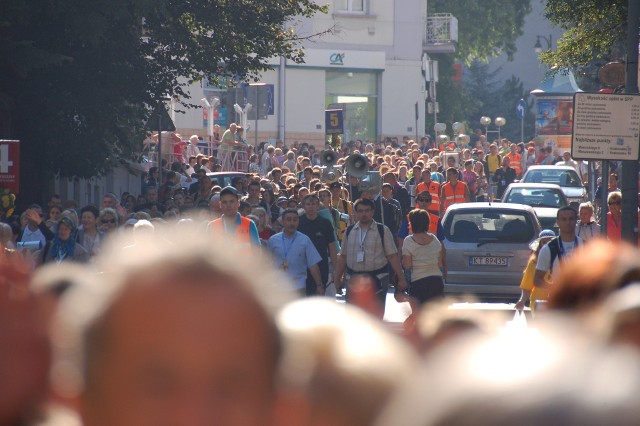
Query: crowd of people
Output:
[[4, 205, 640, 426], [4, 127, 640, 425]]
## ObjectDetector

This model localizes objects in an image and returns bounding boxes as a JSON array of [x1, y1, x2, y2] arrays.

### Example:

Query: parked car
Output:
[[206, 172, 247, 188], [442, 202, 541, 299], [519, 165, 587, 208], [501, 183, 568, 234]]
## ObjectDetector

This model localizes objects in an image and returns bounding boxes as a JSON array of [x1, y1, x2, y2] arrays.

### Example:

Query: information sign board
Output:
[[572, 93, 640, 160]]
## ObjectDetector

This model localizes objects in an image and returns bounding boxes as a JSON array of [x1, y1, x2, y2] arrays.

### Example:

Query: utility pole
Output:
[[621, 0, 639, 244]]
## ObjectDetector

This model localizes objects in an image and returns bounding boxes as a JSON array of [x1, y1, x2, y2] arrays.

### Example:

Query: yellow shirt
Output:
[[520, 256, 550, 313]]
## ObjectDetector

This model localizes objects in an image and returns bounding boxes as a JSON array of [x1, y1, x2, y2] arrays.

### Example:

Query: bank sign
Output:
[[0, 140, 20, 194], [330, 52, 345, 66]]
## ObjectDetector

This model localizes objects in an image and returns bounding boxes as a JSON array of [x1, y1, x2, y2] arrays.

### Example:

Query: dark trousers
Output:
[[305, 259, 329, 296], [408, 275, 444, 304]]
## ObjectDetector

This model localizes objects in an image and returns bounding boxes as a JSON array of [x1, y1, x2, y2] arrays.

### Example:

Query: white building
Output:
[[173, 0, 456, 149], [50, 1, 459, 202]]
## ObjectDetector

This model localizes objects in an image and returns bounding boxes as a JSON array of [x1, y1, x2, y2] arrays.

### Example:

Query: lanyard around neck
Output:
[[282, 232, 297, 260]]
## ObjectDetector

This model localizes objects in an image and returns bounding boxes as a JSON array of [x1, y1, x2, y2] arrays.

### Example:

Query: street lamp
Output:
[[202, 97, 219, 153], [480, 116, 491, 136], [534, 34, 552, 54], [434, 122, 446, 148], [495, 117, 506, 142]]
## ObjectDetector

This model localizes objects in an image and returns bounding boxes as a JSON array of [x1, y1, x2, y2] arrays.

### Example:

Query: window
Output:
[[337, 0, 365, 13], [445, 210, 535, 243], [326, 71, 378, 143]]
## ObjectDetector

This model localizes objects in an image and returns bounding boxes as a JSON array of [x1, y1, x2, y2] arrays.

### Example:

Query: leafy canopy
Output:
[[430, 0, 532, 65], [0, 0, 327, 182], [539, 0, 627, 69]]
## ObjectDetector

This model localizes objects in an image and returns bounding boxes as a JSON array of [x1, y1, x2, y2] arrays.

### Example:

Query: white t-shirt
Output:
[[402, 234, 442, 282], [536, 237, 582, 275]]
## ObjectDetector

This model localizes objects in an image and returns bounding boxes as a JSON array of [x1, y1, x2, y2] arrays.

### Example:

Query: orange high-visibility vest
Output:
[[441, 181, 468, 213], [406, 212, 439, 234], [209, 215, 253, 245], [416, 181, 441, 213], [506, 153, 522, 175]]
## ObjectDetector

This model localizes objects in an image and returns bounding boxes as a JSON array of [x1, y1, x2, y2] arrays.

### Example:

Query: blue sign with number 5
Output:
[[325, 109, 344, 134]]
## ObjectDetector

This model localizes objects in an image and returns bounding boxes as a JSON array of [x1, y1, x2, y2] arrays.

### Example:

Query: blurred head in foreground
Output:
[[549, 239, 640, 312], [50, 223, 294, 426], [376, 317, 640, 426], [276, 298, 418, 426]]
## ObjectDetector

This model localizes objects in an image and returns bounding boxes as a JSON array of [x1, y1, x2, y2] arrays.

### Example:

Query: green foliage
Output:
[[430, 0, 532, 65], [427, 60, 535, 142], [0, 0, 327, 185], [540, 0, 627, 69]]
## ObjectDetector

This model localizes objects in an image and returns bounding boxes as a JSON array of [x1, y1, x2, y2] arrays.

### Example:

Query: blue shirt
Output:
[[268, 231, 322, 290]]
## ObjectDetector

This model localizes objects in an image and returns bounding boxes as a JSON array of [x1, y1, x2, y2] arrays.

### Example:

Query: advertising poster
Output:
[[535, 97, 574, 155]]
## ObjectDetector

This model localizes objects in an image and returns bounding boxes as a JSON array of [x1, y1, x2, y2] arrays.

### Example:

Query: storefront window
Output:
[[326, 71, 378, 144]]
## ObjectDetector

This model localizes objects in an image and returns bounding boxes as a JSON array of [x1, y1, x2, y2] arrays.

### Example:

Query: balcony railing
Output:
[[424, 13, 458, 54]]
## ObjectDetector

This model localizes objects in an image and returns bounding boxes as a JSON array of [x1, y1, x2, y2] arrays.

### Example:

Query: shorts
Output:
[[408, 275, 444, 304]]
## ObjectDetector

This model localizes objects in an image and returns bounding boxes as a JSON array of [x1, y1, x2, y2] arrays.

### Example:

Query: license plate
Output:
[[470, 256, 508, 266]]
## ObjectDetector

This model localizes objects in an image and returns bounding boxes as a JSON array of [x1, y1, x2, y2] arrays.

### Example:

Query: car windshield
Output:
[[504, 188, 567, 208], [445, 210, 535, 244], [523, 169, 582, 188]]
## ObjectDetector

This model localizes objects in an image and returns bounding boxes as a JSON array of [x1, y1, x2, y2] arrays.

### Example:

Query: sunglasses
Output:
[[102, 219, 117, 224], [416, 198, 430, 202], [608, 201, 621, 206]]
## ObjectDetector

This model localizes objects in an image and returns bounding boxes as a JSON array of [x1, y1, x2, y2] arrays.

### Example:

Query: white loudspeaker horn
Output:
[[321, 166, 341, 184], [344, 154, 370, 178], [319, 149, 338, 167], [358, 171, 382, 193]]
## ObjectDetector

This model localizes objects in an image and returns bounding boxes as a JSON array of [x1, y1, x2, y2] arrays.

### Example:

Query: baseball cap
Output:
[[415, 191, 432, 202], [529, 229, 556, 251], [220, 186, 239, 198], [277, 196, 289, 204]]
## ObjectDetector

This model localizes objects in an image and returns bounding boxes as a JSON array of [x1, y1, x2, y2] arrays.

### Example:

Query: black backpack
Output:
[[547, 237, 579, 272]]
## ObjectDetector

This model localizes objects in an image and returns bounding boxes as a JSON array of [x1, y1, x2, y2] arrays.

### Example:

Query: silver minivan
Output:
[[442, 202, 541, 299]]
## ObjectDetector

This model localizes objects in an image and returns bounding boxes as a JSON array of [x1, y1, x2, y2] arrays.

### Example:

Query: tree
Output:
[[0, 0, 327, 204], [425, 0, 532, 137], [430, 0, 532, 65], [540, 0, 627, 70], [462, 63, 535, 143]]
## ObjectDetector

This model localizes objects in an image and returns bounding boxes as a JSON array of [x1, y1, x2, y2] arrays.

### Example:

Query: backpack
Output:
[[345, 222, 385, 246], [547, 236, 579, 273]]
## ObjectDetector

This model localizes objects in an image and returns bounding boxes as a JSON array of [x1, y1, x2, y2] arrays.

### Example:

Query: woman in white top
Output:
[[402, 209, 445, 304]]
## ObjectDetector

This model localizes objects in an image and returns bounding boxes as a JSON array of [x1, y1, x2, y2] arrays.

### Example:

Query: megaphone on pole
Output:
[[344, 154, 370, 178], [321, 166, 341, 184], [319, 149, 338, 167]]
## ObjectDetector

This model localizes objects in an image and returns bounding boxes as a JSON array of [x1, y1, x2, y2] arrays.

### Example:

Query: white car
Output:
[[520, 165, 587, 208], [501, 183, 568, 234]]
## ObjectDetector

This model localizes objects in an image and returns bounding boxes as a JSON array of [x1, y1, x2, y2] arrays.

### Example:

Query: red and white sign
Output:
[[0, 140, 20, 194]]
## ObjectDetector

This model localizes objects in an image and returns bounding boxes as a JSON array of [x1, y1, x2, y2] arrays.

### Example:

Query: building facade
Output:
[[174, 0, 442, 149]]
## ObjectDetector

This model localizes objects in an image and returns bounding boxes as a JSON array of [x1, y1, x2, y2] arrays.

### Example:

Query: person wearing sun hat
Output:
[[515, 229, 556, 315], [41, 216, 90, 264]]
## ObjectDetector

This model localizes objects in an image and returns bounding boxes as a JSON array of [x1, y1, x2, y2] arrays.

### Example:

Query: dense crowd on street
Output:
[[4, 127, 640, 425]]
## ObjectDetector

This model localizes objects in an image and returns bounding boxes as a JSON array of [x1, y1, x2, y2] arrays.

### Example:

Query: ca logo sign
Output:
[[329, 53, 345, 65]]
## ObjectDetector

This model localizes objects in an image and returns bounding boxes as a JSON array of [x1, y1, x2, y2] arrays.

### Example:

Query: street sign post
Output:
[[516, 99, 526, 142], [571, 92, 640, 161]]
